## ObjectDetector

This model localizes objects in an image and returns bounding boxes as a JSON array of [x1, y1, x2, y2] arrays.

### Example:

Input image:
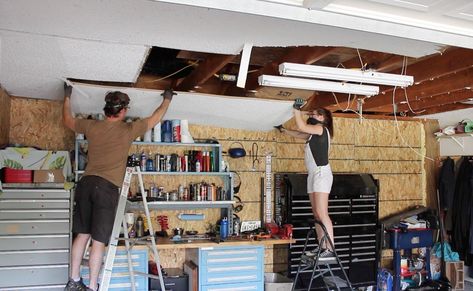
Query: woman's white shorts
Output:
[[307, 164, 333, 193]]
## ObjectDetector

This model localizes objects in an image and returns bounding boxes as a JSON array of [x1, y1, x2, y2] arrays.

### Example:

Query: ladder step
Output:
[[323, 276, 349, 288]]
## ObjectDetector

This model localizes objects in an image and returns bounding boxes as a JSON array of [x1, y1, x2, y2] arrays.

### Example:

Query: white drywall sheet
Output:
[[70, 83, 294, 132]]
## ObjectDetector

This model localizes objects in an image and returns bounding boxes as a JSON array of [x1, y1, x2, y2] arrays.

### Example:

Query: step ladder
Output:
[[98, 156, 166, 291], [292, 220, 353, 291]]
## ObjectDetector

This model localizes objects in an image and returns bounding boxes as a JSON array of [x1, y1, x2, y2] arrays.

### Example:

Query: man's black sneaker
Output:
[[64, 278, 87, 291]]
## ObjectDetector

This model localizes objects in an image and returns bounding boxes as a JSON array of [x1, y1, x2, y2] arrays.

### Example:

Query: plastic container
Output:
[[153, 122, 161, 142], [220, 217, 228, 240], [162, 120, 172, 142], [3, 168, 33, 183], [264, 273, 293, 291]]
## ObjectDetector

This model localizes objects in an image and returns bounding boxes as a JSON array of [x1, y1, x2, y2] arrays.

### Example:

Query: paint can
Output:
[[172, 119, 181, 142], [153, 122, 161, 142], [144, 129, 152, 142]]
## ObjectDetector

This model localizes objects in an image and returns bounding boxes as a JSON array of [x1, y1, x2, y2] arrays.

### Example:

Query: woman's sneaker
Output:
[[318, 249, 336, 261], [304, 247, 320, 257], [64, 278, 87, 291]]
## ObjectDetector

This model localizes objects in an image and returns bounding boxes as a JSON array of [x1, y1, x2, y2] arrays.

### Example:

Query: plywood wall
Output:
[[0, 87, 11, 146], [7, 98, 439, 273], [9, 96, 75, 150]]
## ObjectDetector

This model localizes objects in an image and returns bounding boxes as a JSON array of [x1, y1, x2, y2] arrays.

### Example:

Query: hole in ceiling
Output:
[[141, 47, 195, 79]]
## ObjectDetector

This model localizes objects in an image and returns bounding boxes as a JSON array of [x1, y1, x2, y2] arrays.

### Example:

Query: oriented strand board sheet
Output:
[[70, 83, 293, 131]]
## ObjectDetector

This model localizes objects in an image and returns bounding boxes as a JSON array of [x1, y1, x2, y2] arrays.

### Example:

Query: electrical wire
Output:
[[144, 60, 199, 83], [390, 60, 435, 162]]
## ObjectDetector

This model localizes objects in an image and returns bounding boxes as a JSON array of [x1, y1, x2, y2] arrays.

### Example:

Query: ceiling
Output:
[[1, 0, 473, 118]]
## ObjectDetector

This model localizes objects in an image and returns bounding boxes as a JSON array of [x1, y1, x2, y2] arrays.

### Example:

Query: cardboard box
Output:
[[33, 169, 65, 183]]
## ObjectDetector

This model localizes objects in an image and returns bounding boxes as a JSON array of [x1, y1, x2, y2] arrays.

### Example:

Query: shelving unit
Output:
[[436, 133, 473, 148], [74, 138, 234, 223]]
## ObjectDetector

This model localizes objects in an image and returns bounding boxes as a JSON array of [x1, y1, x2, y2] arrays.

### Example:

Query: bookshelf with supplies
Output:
[[73, 139, 234, 210]]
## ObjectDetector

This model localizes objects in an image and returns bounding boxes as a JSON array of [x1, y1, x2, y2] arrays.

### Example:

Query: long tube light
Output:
[[279, 62, 414, 87], [258, 75, 379, 96]]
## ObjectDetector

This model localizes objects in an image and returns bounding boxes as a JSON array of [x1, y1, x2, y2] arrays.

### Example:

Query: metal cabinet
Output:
[[0, 186, 71, 290], [275, 173, 379, 289], [188, 245, 264, 291]]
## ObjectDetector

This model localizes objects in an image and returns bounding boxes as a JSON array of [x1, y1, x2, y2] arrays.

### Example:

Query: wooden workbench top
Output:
[[119, 237, 294, 250], [155, 237, 294, 249]]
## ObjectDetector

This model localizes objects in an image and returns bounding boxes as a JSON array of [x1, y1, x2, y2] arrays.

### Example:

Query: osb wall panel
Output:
[[379, 200, 423, 218], [423, 119, 440, 209], [10, 97, 74, 150], [357, 160, 422, 174], [355, 119, 422, 147], [0, 87, 11, 146], [375, 174, 423, 201], [355, 147, 421, 161]]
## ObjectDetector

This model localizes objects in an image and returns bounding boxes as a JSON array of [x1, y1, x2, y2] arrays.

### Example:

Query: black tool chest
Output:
[[275, 173, 379, 289]]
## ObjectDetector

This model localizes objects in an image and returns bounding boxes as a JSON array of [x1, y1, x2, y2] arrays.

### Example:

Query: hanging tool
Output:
[[250, 142, 259, 171]]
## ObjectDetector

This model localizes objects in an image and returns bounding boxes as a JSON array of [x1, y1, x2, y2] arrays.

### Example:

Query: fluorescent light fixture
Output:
[[258, 75, 379, 96], [279, 62, 414, 87]]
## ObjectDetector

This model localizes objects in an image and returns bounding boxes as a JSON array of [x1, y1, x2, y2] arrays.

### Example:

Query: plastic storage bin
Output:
[[264, 273, 293, 291], [3, 168, 33, 183]]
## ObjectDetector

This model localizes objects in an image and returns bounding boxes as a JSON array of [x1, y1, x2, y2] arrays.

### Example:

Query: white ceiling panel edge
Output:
[[70, 82, 294, 131]]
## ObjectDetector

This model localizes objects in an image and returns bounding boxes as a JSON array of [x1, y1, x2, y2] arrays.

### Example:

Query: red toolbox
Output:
[[3, 168, 34, 183]]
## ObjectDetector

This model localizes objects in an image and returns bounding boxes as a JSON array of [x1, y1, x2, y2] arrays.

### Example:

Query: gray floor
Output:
[[464, 280, 472, 290]]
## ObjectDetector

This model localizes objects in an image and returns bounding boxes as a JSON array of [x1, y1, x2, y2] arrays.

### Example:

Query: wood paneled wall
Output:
[[8, 97, 439, 272], [9, 96, 74, 150], [0, 87, 11, 145]]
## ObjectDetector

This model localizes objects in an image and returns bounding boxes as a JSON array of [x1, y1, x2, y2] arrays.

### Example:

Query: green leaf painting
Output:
[[4, 159, 23, 169], [49, 156, 66, 169]]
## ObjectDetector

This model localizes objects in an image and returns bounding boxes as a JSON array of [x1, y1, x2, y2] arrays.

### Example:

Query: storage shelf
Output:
[[76, 139, 221, 148], [127, 200, 234, 210], [135, 171, 231, 176], [436, 133, 473, 148], [74, 171, 230, 176], [436, 133, 473, 139]]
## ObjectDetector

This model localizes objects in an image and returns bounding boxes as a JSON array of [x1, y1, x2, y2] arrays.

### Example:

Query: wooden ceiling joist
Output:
[[176, 54, 236, 91]]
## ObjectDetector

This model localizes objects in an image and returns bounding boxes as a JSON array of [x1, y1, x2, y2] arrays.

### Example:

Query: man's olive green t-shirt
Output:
[[75, 118, 148, 187]]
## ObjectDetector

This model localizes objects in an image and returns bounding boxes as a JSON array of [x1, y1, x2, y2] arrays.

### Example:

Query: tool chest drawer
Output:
[[0, 219, 69, 235], [201, 281, 262, 291], [0, 209, 70, 219], [0, 189, 70, 199], [0, 199, 70, 209], [0, 234, 70, 251], [197, 246, 264, 290], [0, 249, 69, 267], [0, 264, 69, 288], [81, 248, 149, 291]]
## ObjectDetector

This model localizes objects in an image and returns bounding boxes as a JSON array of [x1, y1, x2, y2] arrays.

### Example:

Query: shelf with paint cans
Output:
[[73, 137, 234, 212]]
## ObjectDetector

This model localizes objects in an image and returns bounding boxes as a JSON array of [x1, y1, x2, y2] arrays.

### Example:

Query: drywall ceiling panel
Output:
[[0, 0, 450, 57], [0, 31, 149, 99], [70, 83, 293, 131], [445, 2, 473, 22]]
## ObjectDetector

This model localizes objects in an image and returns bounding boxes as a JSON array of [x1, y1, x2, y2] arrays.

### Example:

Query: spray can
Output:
[[146, 155, 154, 171], [140, 152, 147, 172], [136, 216, 144, 237], [171, 119, 181, 143]]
